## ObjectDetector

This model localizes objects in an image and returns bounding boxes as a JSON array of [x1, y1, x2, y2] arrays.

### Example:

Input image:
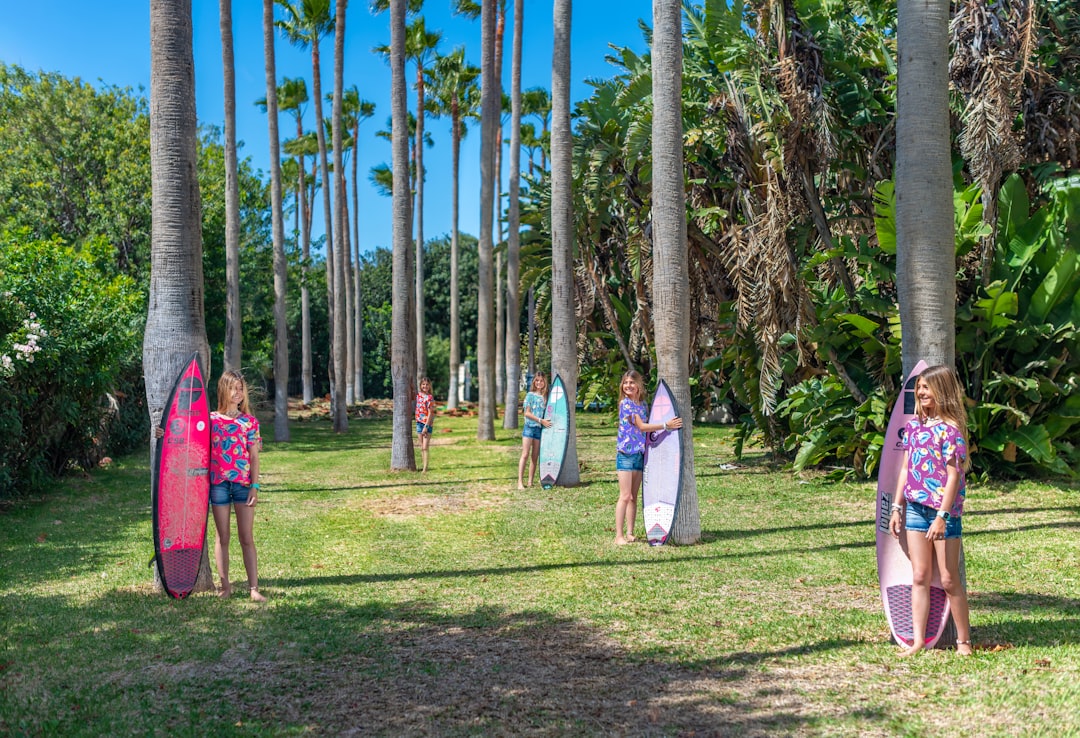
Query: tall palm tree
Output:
[[262, 0, 291, 441], [329, 0, 348, 431], [475, 0, 498, 440], [520, 85, 551, 374], [277, 0, 339, 423], [493, 2, 507, 409], [405, 16, 441, 386], [503, 0, 523, 427], [343, 87, 376, 401], [146, 0, 214, 594], [652, 0, 698, 544], [219, 0, 242, 373], [896, 0, 955, 374], [427, 49, 480, 410], [389, 0, 417, 469], [274, 77, 314, 404]]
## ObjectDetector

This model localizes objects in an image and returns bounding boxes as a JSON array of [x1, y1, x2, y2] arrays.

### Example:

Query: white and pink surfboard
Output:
[[642, 380, 682, 546], [876, 359, 951, 648]]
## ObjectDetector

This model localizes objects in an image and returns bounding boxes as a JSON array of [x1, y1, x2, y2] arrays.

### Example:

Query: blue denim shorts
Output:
[[905, 499, 962, 539], [416, 422, 432, 435], [210, 481, 251, 507], [522, 425, 542, 440], [616, 451, 644, 472]]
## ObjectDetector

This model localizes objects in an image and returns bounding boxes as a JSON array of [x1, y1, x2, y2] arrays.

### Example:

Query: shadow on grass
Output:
[[0, 591, 874, 736]]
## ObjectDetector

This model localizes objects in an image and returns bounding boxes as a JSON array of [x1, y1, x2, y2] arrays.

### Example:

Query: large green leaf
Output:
[[873, 180, 895, 255], [1027, 249, 1080, 324]]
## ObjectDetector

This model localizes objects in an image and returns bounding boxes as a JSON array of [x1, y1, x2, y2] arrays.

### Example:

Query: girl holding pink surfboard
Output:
[[613, 371, 682, 545], [888, 365, 972, 656]]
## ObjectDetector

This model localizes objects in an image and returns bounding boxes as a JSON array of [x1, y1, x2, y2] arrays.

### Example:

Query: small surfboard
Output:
[[642, 379, 682, 546], [876, 359, 951, 648], [538, 374, 570, 490], [152, 353, 211, 599]]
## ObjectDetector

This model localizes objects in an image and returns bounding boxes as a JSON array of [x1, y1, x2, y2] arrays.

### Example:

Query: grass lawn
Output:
[[2, 405, 1078, 736]]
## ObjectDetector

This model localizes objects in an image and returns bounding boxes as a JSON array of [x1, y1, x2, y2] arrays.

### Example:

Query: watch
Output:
[[936, 510, 950, 521]]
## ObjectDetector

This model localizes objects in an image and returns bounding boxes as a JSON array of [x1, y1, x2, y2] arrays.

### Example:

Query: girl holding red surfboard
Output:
[[613, 371, 682, 545], [888, 365, 972, 656]]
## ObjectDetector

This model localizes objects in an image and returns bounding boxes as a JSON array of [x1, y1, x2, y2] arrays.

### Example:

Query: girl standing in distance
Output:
[[614, 370, 682, 545], [889, 365, 972, 656], [210, 370, 266, 601], [415, 377, 435, 472], [518, 372, 552, 489]]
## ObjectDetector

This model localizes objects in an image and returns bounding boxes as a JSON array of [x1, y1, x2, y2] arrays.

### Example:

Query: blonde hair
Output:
[[216, 370, 251, 414], [530, 372, 547, 392], [619, 370, 645, 403], [916, 365, 971, 471], [419, 376, 432, 394]]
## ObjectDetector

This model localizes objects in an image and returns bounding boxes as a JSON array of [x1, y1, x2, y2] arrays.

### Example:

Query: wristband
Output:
[[252, 483, 261, 489], [890, 503, 903, 513]]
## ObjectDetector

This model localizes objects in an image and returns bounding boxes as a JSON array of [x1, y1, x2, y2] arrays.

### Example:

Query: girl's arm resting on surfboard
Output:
[[632, 414, 683, 433], [889, 450, 909, 537]]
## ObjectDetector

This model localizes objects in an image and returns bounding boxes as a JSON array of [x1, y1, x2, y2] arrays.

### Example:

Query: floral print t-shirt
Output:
[[522, 391, 546, 432], [415, 392, 434, 429], [616, 397, 648, 455], [210, 412, 261, 486], [901, 417, 967, 516]]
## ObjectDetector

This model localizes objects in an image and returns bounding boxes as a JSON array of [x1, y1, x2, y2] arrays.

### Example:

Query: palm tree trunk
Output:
[[330, 0, 348, 431], [415, 67, 427, 386], [220, 0, 242, 373], [352, 118, 364, 401], [342, 171, 355, 405], [310, 33, 337, 422], [652, 0, 698, 544], [476, 0, 498, 440], [147, 0, 213, 594], [494, 1, 506, 411], [262, 0, 290, 442], [503, 0, 523, 427], [896, 0, 955, 374], [447, 100, 462, 410], [550, 0, 579, 484], [390, 0, 416, 469]]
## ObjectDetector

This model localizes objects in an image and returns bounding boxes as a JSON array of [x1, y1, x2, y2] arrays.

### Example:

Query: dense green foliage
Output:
[[0, 234, 143, 496]]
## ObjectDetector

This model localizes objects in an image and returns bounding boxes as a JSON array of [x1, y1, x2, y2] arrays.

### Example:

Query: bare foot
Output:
[[614, 537, 628, 545], [625, 535, 637, 543], [899, 644, 923, 658], [956, 642, 973, 656], [518, 483, 526, 490], [250, 587, 267, 603], [218, 586, 232, 598]]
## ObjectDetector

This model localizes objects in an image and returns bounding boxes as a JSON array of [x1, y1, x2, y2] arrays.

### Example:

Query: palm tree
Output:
[[146, 0, 214, 594], [277, 0, 339, 424], [896, 0, 955, 373], [520, 85, 550, 374], [426, 49, 480, 410], [405, 16, 441, 386], [328, 0, 348, 431], [651, 0, 698, 544], [274, 77, 314, 404], [503, 0, 523, 427], [389, 0, 417, 469], [219, 0, 242, 373], [475, 0, 498, 440], [262, 0, 291, 442], [343, 87, 375, 401]]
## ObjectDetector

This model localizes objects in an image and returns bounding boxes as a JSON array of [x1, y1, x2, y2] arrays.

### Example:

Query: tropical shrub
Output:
[[0, 233, 142, 497]]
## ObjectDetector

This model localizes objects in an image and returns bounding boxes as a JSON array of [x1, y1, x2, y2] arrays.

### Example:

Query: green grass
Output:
[[2, 410, 1079, 736]]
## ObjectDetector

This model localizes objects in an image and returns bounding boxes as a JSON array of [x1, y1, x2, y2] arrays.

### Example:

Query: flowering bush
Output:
[[0, 233, 142, 496]]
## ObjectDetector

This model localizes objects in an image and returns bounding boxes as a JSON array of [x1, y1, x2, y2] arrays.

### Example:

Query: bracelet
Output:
[[252, 483, 261, 489], [890, 503, 903, 513]]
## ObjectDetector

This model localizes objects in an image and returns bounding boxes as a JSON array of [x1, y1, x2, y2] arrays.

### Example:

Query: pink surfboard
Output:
[[876, 359, 951, 647], [152, 353, 211, 599], [642, 380, 682, 546]]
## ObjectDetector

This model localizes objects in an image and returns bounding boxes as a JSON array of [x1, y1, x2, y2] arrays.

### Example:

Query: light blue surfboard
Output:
[[538, 374, 569, 490]]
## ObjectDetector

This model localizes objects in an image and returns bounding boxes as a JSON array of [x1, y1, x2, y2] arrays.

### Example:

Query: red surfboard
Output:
[[152, 353, 211, 599], [876, 360, 951, 648]]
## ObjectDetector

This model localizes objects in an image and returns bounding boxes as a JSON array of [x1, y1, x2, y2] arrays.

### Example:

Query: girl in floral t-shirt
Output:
[[518, 372, 552, 489], [415, 377, 435, 472], [888, 365, 972, 657], [613, 371, 682, 545], [209, 370, 265, 601]]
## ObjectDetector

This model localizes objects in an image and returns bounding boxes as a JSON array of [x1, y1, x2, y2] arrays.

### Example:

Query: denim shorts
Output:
[[210, 481, 251, 507], [904, 499, 962, 539], [522, 425, 542, 440], [416, 422, 432, 435], [616, 451, 644, 472]]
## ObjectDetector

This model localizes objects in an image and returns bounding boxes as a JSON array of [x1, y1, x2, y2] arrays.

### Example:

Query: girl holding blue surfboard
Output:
[[518, 372, 552, 489], [888, 365, 972, 656], [614, 371, 682, 545]]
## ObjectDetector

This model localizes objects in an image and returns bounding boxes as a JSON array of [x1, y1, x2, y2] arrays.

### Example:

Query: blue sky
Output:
[[1, 0, 655, 257]]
